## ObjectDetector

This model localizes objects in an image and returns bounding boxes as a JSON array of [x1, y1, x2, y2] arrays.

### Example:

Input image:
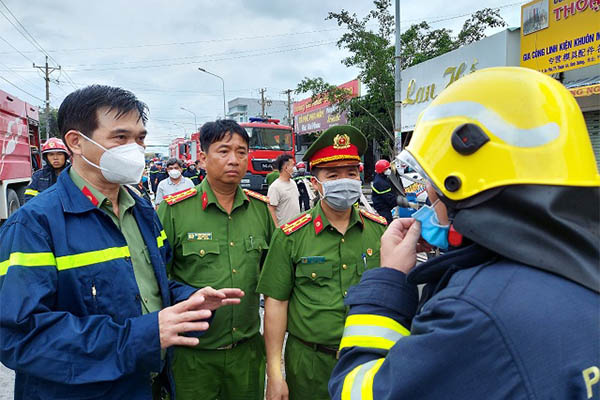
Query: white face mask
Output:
[[77, 132, 146, 185], [168, 169, 182, 179], [384, 169, 392, 176]]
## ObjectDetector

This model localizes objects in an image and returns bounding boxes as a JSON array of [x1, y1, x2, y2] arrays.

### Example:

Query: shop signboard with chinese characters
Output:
[[400, 29, 521, 132], [293, 79, 360, 135], [520, 0, 600, 74]]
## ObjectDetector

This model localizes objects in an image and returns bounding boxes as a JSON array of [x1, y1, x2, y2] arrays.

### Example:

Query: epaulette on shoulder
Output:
[[360, 209, 388, 226], [244, 189, 269, 203], [164, 188, 198, 205], [281, 213, 312, 236]]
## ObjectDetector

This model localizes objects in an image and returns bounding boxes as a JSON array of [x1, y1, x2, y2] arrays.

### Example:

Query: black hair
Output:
[[199, 119, 249, 153], [166, 158, 183, 168], [275, 154, 294, 171], [58, 85, 148, 144]]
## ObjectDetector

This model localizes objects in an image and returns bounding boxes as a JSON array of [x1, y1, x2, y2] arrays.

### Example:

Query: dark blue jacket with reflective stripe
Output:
[[24, 164, 67, 203], [329, 244, 600, 399], [371, 173, 396, 212], [0, 167, 198, 400]]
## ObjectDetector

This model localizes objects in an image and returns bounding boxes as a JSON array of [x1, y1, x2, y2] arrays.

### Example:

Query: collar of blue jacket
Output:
[[57, 165, 154, 214]]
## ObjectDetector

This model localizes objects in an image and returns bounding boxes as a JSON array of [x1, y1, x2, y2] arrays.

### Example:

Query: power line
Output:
[[0, 0, 47, 53], [0, 1, 526, 58], [0, 75, 44, 102], [0, 33, 35, 63], [64, 39, 337, 68], [63, 41, 338, 72], [0, 6, 42, 54], [0, 27, 347, 55], [403, 1, 527, 26], [0, 61, 43, 92], [0, 0, 78, 90]]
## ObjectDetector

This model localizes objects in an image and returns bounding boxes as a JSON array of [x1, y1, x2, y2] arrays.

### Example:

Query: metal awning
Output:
[[564, 76, 600, 98], [564, 75, 600, 89]]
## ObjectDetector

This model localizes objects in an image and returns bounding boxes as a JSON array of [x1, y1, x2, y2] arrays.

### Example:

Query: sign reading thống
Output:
[[520, 0, 600, 74]]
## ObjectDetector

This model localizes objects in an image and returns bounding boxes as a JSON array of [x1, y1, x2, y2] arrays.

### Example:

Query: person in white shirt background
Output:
[[154, 157, 195, 205], [267, 154, 300, 226]]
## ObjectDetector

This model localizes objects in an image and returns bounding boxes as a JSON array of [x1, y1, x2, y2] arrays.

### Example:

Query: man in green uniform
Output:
[[257, 126, 387, 400], [266, 169, 280, 187], [158, 120, 275, 400]]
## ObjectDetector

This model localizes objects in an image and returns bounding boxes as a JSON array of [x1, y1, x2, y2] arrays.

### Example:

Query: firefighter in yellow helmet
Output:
[[329, 67, 600, 399]]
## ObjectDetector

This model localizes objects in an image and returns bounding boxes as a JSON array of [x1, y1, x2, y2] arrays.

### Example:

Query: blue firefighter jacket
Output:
[[23, 164, 69, 203], [0, 167, 199, 399], [329, 244, 600, 399], [370, 173, 396, 213]]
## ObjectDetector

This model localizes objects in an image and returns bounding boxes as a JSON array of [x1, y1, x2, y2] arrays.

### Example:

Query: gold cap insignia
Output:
[[333, 134, 351, 150]]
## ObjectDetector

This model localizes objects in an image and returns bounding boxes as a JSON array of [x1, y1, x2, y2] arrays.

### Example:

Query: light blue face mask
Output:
[[412, 199, 450, 250]]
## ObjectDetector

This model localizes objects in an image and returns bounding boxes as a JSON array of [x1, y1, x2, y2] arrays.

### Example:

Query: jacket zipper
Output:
[[91, 282, 97, 310]]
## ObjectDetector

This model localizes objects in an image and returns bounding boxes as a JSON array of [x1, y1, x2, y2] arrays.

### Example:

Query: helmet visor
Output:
[[397, 150, 442, 194]]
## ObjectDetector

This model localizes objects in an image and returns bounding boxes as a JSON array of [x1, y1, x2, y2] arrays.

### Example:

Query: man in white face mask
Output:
[[257, 125, 388, 400], [0, 85, 244, 400], [154, 158, 195, 206]]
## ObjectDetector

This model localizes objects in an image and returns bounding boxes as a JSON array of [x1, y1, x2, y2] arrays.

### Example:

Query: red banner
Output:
[[293, 79, 360, 116]]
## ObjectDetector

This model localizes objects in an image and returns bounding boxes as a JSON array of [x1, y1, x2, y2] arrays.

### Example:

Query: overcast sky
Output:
[[0, 0, 523, 147]]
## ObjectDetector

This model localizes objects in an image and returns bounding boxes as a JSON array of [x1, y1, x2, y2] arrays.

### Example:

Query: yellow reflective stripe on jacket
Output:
[[24, 189, 39, 196], [370, 184, 391, 195], [0, 252, 56, 276], [1, 247, 131, 275], [341, 358, 385, 400], [339, 314, 410, 351], [55, 246, 130, 270], [157, 230, 167, 248]]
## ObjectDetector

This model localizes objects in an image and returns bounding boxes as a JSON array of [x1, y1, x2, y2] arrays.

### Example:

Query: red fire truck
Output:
[[169, 134, 200, 163], [240, 118, 294, 193], [169, 118, 294, 193], [0, 89, 41, 221]]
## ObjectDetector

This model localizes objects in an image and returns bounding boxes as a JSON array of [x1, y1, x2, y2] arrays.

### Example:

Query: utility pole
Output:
[[282, 89, 293, 126], [394, 0, 402, 155], [258, 88, 272, 118], [33, 55, 60, 141]]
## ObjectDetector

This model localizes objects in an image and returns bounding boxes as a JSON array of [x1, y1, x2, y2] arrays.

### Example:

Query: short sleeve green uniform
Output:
[[266, 170, 280, 186], [157, 179, 274, 400], [257, 200, 386, 399]]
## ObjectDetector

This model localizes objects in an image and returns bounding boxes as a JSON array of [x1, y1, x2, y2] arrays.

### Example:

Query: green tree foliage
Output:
[[39, 108, 59, 139], [295, 1, 506, 157]]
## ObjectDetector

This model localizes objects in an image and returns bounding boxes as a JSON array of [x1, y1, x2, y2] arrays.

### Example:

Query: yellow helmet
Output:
[[400, 66, 600, 201]]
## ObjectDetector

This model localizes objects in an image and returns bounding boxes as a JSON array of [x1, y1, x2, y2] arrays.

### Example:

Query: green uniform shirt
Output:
[[266, 170, 280, 186], [69, 168, 163, 315], [257, 201, 386, 346], [157, 179, 275, 349]]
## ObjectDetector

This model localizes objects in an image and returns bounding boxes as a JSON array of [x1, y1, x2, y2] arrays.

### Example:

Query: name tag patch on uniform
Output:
[[187, 232, 213, 241], [300, 256, 326, 264]]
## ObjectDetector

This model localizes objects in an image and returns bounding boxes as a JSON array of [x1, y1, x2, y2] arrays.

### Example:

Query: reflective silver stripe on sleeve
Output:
[[342, 325, 404, 343]]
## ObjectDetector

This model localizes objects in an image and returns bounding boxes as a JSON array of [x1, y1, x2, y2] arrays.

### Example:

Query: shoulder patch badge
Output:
[[313, 214, 324, 235], [244, 189, 269, 203], [281, 213, 312, 236], [360, 209, 388, 226], [82, 186, 99, 207], [164, 188, 198, 206]]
